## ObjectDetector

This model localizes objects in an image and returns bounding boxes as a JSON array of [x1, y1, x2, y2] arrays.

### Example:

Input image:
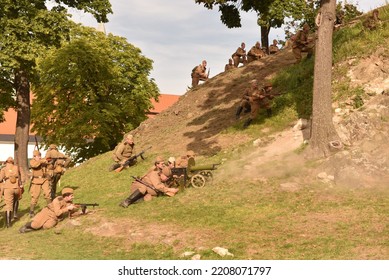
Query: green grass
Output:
[[1, 5, 389, 259]]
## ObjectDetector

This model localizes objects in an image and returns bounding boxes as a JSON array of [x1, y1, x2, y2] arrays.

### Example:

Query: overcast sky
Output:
[[70, 0, 387, 95]]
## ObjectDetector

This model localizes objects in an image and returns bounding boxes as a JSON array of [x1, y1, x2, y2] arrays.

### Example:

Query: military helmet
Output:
[[49, 144, 57, 150], [33, 150, 41, 157]]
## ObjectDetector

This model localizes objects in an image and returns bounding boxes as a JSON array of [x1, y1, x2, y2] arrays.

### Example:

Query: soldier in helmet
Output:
[[235, 79, 258, 120], [119, 157, 179, 207], [247, 42, 266, 63], [45, 144, 71, 200], [292, 23, 314, 63], [0, 157, 23, 228], [19, 187, 78, 233], [191, 60, 209, 88], [231, 42, 247, 67], [363, 9, 381, 31], [110, 134, 136, 171], [243, 82, 274, 128], [224, 58, 236, 72], [28, 150, 52, 218], [269, 39, 280, 54]]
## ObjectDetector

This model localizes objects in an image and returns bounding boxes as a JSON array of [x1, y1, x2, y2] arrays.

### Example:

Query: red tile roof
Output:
[[0, 94, 180, 136]]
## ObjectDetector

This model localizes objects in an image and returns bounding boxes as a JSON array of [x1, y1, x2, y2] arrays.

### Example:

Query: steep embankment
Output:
[[130, 48, 296, 157]]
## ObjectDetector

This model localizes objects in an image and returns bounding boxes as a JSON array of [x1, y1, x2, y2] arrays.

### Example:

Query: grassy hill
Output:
[[1, 5, 389, 260]]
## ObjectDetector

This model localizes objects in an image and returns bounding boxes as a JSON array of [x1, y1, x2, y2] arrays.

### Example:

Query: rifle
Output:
[[131, 176, 162, 196], [74, 203, 99, 214], [207, 68, 210, 79], [114, 146, 152, 172]]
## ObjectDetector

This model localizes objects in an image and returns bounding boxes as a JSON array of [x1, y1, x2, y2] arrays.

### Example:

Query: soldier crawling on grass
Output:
[[119, 156, 178, 207]]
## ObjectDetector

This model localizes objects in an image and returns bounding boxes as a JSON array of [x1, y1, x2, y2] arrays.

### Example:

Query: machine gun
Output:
[[114, 146, 152, 173], [74, 203, 99, 214]]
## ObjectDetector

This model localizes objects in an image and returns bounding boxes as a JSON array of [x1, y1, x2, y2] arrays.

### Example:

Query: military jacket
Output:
[[0, 163, 19, 189]]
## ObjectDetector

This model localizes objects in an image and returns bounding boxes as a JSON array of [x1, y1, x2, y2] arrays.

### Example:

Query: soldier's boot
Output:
[[266, 108, 272, 117], [46, 198, 52, 204], [6, 211, 13, 228], [235, 106, 243, 120], [119, 189, 145, 208], [243, 118, 253, 129], [19, 222, 35, 233], [29, 205, 35, 218], [12, 200, 19, 220]]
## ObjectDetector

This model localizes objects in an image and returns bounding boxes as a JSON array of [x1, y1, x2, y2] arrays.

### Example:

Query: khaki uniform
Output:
[[0, 162, 21, 212], [31, 196, 71, 229], [191, 64, 208, 87], [292, 29, 314, 63], [249, 87, 273, 119], [247, 45, 266, 63], [29, 158, 51, 206], [269, 44, 279, 54], [113, 141, 135, 164], [224, 63, 236, 72], [45, 148, 71, 199], [231, 47, 247, 67], [363, 12, 381, 30], [130, 170, 176, 201]]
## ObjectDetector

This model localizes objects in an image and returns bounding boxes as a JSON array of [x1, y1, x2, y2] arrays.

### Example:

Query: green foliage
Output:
[[31, 25, 159, 163], [273, 59, 314, 119]]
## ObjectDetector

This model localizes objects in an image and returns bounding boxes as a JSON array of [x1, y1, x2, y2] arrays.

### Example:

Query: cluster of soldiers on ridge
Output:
[[191, 8, 383, 128]]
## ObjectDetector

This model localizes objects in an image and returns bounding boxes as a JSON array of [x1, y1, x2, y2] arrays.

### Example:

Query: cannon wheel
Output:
[[200, 171, 213, 182], [190, 174, 206, 188]]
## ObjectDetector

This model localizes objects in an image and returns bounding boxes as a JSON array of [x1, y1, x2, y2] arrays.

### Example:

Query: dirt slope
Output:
[[131, 49, 296, 157], [128, 41, 389, 188]]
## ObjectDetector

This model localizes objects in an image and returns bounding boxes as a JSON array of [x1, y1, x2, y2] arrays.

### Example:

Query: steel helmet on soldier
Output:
[[49, 144, 57, 150], [33, 150, 41, 157]]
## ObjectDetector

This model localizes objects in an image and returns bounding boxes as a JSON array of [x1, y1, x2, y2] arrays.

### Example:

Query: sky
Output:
[[70, 0, 388, 95]]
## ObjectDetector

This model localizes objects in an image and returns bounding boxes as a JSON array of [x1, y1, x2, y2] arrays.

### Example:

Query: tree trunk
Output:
[[260, 25, 270, 54], [14, 69, 31, 183], [309, 0, 341, 158]]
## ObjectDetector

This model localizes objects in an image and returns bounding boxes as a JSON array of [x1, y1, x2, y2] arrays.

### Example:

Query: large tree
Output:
[[195, 0, 308, 50], [0, 0, 111, 181], [309, 0, 341, 157], [31, 25, 159, 163]]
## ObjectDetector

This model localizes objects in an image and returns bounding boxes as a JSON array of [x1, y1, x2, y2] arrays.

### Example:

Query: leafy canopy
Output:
[[31, 25, 159, 163]]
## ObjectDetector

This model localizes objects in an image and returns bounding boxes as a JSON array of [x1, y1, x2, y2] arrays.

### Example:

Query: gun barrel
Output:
[[189, 163, 220, 172]]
